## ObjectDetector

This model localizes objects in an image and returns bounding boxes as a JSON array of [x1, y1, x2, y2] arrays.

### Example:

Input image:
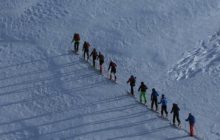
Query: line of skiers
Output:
[[72, 33, 117, 81], [127, 75, 196, 137], [72, 33, 195, 137]]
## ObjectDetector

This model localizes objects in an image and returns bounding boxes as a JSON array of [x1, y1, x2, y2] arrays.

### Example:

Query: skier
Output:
[[185, 113, 195, 136], [97, 52, 104, 74], [90, 48, 98, 67], [138, 82, 148, 104], [108, 60, 117, 81], [158, 94, 168, 118], [82, 41, 90, 60], [72, 33, 80, 53], [170, 103, 181, 126], [127, 75, 136, 96], [151, 88, 159, 111]]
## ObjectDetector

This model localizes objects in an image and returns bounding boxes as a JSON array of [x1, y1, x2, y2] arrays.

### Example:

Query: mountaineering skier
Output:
[[170, 103, 181, 126], [90, 48, 98, 67], [151, 88, 159, 111], [185, 113, 195, 136], [138, 82, 148, 104], [127, 75, 136, 96], [82, 41, 90, 60], [158, 94, 168, 118], [108, 60, 117, 81], [97, 52, 104, 74], [72, 33, 80, 53]]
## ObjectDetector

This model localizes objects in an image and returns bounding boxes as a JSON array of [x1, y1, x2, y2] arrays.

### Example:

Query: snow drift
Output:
[[169, 30, 220, 80]]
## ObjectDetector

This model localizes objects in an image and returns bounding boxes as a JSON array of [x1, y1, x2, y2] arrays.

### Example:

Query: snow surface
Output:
[[170, 30, 220, 80], [0, 0, 220, 139]]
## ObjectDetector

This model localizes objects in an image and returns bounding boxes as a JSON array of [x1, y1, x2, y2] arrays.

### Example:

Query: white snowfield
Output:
[[0, 0, 220, 140], [170, 30, 220, 80]]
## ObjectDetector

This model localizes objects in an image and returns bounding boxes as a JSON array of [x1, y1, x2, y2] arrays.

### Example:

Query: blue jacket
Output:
[[186, 114, 195, 125], [159, 97, 167, 106]]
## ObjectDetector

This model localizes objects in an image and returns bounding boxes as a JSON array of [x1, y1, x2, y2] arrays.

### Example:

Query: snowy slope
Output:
[[169, 30, 220, 80], [0, 0, 220, 139], [0, 53, 195, 140]]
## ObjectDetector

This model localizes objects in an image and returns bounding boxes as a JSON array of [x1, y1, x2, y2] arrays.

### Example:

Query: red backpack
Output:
[[112, 62, 117, 67], [86, 42, 90, 49], [83, 42, 90, 50], [74, 33, 80, 41]]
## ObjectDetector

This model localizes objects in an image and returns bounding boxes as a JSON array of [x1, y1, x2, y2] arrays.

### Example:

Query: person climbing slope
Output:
[[90, 48, 98, 67], [170, 103, 181, 127], [82, 41, 90, 60], [72, 33, 80, 53], [97, 52, 104, 74], [151, 88, 159, 111], [127, 75, 136, 96], [158, 94, 168, 118], [138, 82, 148, 104], [185, 113, 195, 136], [108, 60, 117, 81]]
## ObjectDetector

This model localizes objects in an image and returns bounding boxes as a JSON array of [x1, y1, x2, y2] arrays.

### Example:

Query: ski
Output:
[[126, 91, 135, 97], [69, 48, 79, 55], [149, 108, 160, 114], [170, 122, 182, 129]]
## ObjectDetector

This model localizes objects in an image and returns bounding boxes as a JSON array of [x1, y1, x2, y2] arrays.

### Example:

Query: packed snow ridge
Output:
[[169, 30, 220, 80]]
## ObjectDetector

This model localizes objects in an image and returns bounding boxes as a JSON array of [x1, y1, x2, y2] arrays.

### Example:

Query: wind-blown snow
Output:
[[0, 0, 220, 140], [169, 30, 220, 80]]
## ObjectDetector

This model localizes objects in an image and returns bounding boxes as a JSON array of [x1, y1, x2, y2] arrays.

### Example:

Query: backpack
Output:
[[99, 54, 104, 61], [86, 42, 90, 48], [130, 77, 136, 86], [93, 50, 97, 58], [161, 98, 167, 106], [112, 62, 117, 67], [74, 33, 80, 41], [152, 91, 158, 98]]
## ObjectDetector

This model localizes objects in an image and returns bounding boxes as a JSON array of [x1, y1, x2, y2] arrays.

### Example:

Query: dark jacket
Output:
[[98, 53, 104, 63], [83, 42, 90, 52], [73, 33, 80, 42], [90, 49, 98, 60], [127, 76, 136, 86], [186, 114, 195, 125], [108, 61, 117, 72], [138, 84, 148, 92], [151, 89, 159, 100], [171, 104, 180, 114]]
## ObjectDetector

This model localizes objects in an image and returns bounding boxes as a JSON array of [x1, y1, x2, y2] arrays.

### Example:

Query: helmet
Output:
[[152, 88, 155, 92]]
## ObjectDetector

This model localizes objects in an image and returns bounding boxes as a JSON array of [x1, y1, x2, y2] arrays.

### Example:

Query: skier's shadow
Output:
[[38, 111, 151, 138], [164, 135, 190, 140], [0, 52, 71, 70], [0, 78, 109, 108], [0, 59, 88, 90], [108, 125, 171, 140], [0, 59, 83, 82], [0, 67, 93, 98], [61, 118, 161, 140], [0, 95, 132, 136], [0, 94, 129, 125], [0, 101, 138, 139]]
